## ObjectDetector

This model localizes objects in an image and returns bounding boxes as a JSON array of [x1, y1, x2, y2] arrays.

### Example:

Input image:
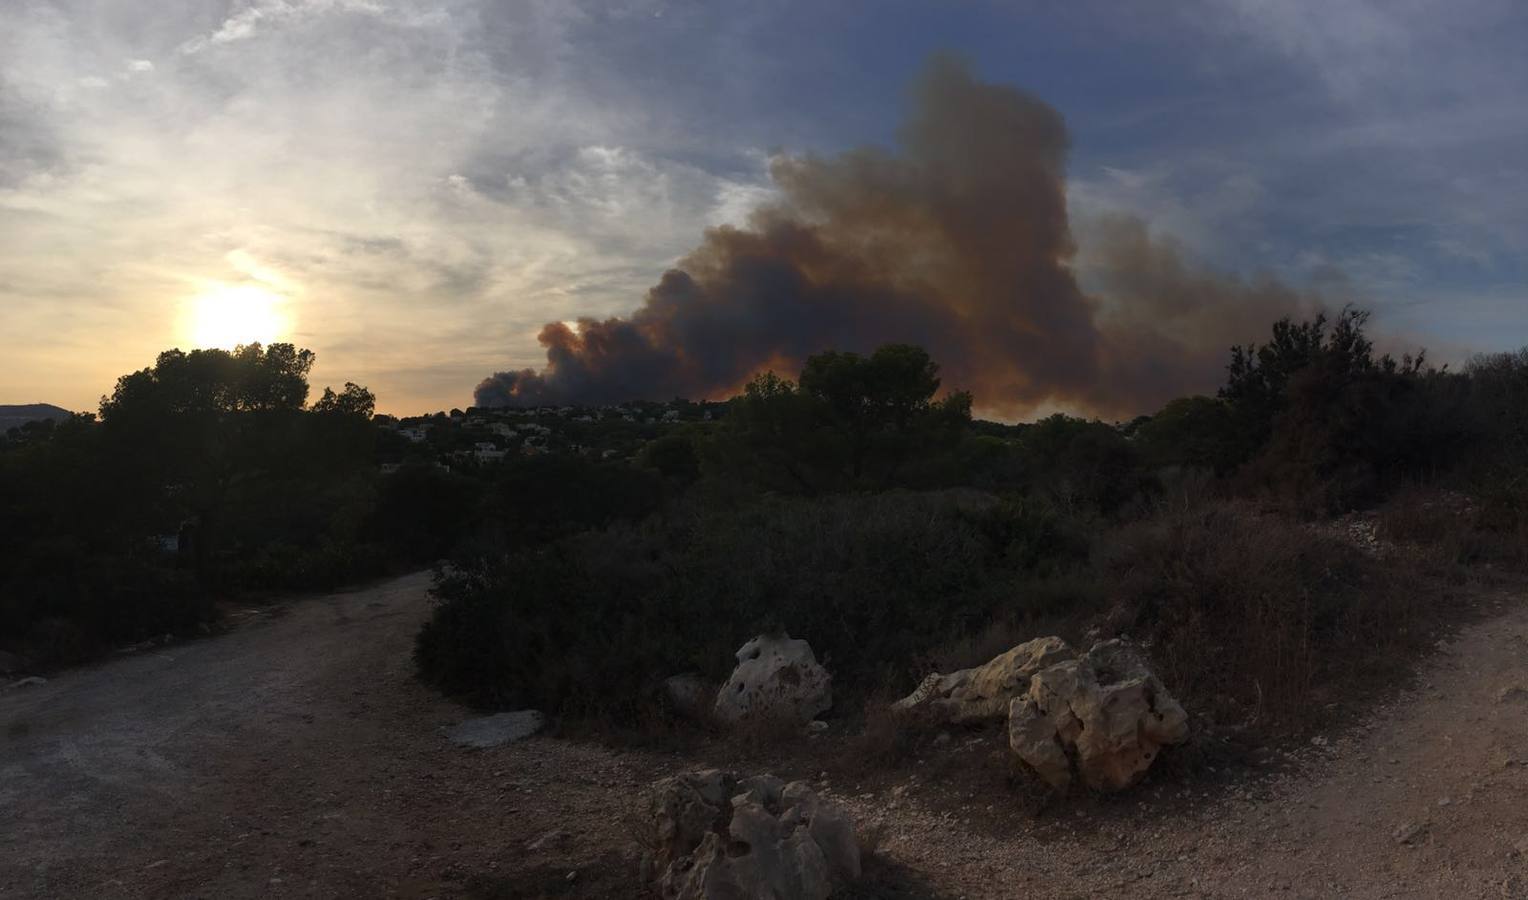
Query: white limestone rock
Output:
[[714, 634, 832, 726]]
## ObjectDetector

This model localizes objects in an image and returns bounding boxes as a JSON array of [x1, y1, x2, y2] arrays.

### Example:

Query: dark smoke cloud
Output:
[[476, 57, 1321, 418]]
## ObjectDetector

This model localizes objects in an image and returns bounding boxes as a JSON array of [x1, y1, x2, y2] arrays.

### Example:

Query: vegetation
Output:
[[410, 310, 1526, 745], [7, 309, 1526, 752], [0, 344, 393, 665]]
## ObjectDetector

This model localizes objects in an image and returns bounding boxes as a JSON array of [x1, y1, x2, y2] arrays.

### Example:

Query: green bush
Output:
[[0, 544, 209, 666], [414, 490, 1091, 714]]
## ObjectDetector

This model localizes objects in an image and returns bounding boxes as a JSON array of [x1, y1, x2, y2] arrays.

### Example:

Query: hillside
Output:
[[0, 403, 72, 433]]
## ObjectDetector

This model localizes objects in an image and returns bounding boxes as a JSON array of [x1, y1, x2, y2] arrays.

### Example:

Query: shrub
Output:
[[0, 544, 209, 666], [367, 464, 482, 560], [414, 490, 1092, 715], [1375, 486, 1528, 572], [1100, 501, 1434, 735], [484, 455, 665, 547], [1012, 415, 1154, 514]]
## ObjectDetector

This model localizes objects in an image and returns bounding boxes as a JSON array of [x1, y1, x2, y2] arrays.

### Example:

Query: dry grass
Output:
[[1099, 500, 1446, 739], [1376, 485, 1528, 574]]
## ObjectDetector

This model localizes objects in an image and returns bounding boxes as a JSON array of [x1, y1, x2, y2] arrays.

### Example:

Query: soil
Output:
[[4, 572, 1528, 899]]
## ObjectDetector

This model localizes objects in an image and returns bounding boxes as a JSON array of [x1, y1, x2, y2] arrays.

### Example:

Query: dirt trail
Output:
[[3, 574, 1528, 898]]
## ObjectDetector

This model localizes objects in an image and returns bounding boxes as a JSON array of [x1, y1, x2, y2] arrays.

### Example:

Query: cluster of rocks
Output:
[[897, 636, 1190, 792], [645, 769, 860, 900], [664, 630, 1186, 794]]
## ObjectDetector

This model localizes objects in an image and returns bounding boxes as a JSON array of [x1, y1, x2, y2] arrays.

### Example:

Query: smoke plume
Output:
[[475, 57, 1320, 418]]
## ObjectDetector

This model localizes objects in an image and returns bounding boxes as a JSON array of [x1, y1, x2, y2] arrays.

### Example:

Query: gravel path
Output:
[[4, 574, 1527, 898]]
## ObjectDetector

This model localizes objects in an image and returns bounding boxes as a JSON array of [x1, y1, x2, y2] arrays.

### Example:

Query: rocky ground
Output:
[[4, 572, 1528, 898]]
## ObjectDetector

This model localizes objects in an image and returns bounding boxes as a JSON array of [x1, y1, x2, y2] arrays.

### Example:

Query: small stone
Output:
[[1393, 822, 1427, 845], [1497, 686, 1528, 705], [441, 711, 543, 749], [526, 829, 570, 851]]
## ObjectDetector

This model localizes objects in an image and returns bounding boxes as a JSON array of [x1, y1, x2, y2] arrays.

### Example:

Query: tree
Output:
[[717, 344, 973, 493], [1222, 308, 1439, 512], [1016, 415, 1148, 513], [96, 343, 351, 584], [313, 382, 377, 418], [1133, 396, 1240, 473]]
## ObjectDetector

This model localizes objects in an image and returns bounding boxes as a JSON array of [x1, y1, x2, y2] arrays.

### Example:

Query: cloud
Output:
[[178, 0, 387, 54], [0, 0, 769, 412], [475, 60, 1322, 418], [0, 78, 65, 187], [2, 0, 1524, 415]]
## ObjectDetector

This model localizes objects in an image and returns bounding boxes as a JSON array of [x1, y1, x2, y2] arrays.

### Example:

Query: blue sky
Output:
[[3, 0, 1526, 413]]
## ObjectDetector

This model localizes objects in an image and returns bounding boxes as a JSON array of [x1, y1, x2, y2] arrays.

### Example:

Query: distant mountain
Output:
[[0, 403, 74, 434]]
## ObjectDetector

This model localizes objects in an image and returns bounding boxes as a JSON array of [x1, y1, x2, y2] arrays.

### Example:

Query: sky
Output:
[[3, 0, 1527, 416]]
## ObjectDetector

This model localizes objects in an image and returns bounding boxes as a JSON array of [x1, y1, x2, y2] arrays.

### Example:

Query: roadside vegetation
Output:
[[6, 309, 1526, 752], [414, 310, 1528, 744]]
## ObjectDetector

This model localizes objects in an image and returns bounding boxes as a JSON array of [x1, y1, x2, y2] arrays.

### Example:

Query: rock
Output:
[[0, 650, 26, 675], [1497, 686, 1528, 705], [442, 710, 543, 748], [651, 770, 734, 875], [526, 829, 570, 851], [662, 674, 715, 719], [714, 634, 832, 726], [1008, 639, 1189, 793], [648, 769, 860, 900], [1393, 822, 1427, 845], [4, 676, 47, 691], [894, 636, 1075, 723]]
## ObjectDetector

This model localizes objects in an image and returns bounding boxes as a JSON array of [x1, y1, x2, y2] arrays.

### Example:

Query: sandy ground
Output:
[[4, 572, 1528, 899]]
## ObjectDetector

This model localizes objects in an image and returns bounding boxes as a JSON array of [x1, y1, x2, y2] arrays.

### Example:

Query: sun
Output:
[[183, 283, 291, 349]]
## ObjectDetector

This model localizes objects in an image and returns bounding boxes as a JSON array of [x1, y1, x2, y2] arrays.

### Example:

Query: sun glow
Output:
[[183, 283, 291, 349]]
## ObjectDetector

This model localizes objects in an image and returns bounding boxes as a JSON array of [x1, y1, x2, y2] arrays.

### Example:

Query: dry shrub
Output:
[[1377, 485, 1528, 573], [836, 692, 945, 771], [1101, 500, 1437, 737]]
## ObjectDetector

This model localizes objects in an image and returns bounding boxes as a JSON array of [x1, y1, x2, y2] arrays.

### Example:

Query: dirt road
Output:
[[0, 573, 661, 899], [4, 573, 1528, 898]]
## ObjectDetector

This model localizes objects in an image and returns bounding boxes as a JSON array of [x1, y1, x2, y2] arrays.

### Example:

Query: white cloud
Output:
[[178, 0, 387, 55], [0, 0, 770, 412]]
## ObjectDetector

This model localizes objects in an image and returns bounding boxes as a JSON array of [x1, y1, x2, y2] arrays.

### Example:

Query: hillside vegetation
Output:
[[414, 309, 1528, 740], [5, 310, 1525, 750]]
